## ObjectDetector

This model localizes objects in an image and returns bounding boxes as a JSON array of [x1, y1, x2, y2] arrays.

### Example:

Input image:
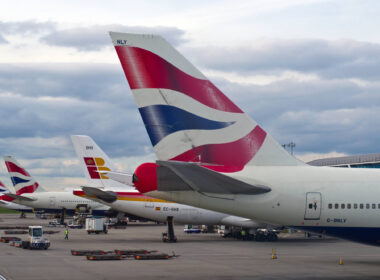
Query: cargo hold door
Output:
[[304, 192, 321, 220]]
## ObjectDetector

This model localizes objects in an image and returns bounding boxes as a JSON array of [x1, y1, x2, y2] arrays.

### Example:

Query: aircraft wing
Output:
[[100, 171, 133, 186], [3, 194, 36, 201], [156, 161, 271, 195], [81, 186, 117, 203]]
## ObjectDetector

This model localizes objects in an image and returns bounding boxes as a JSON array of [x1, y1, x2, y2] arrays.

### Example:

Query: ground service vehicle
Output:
[[21, 226, 50, 250], [86, 218, 108, 234]]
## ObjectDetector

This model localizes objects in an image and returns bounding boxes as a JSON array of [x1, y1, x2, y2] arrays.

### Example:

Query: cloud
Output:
[[296, 152, 348, 163], [0, 20, 56, 36], [1, 61, 379, 162], [210, 76, 380, 155], [0, 64, 153, 161], [0, 35, 8, 44], [190, 39, 380, 80], [40, 25, 186, 51]]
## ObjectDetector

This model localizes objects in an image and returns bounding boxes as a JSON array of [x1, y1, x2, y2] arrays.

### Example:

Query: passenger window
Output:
[[335, 204, 339, 209], [341, 204, 345, 209], [378, 204, 380, 209], [366, 204, 370, 209], [308, 203, 313, 209], [360, 204, 364, 209], [372, 204, 376, 209], [328, 204, 332, 209], [347, 204, 351, 209], [354, 204, 358, 209]]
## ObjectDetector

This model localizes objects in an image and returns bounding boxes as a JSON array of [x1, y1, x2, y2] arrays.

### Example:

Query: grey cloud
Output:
[[40, 25, 186, 51], [0, 35, 8, 44], [0, 63, 133, 104], [0, 64, 152, 159], [190, 39, 380, 80], [0, 20, 56, 35], [0, 62, 379, 170], [213, 77, 380, 155]]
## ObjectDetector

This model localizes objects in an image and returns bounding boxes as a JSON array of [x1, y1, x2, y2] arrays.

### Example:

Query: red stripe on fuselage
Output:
[[115, 46, 243, 113], [5, 161, 30, 177], [171, 125, 267, 172]]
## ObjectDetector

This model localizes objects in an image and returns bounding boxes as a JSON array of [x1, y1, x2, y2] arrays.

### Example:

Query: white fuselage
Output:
[[82, 190, 263, 228], [0, 200, 32, 211], [145, 166, 380, 244], [11, 192, 110, 213]]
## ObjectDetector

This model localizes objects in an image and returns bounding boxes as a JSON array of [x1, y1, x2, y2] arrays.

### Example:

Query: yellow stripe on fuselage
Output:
[[116, 196, 172, 203], [76, 194, 172, 203]]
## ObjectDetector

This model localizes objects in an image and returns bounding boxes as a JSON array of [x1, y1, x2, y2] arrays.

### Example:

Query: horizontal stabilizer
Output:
[[100, 171, 133, 186], [157, 161, 271, 195], [3, 194, 36, 201], [81, 186, 117, 203]]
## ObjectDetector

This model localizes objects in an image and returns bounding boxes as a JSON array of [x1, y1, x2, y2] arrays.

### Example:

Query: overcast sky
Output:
[[0, 0, 379, 189]]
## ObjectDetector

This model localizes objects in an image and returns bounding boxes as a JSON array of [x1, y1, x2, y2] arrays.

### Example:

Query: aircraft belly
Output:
[[110, 200, 224, 225]]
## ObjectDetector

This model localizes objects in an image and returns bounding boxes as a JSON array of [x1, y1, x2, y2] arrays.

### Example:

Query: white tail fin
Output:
[[71, 135, 134, 189], [109, 32, 304, 172], [3, 156, 45, 194]]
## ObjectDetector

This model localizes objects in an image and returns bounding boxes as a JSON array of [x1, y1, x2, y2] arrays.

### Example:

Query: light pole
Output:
[[282, 142, 296, 155]]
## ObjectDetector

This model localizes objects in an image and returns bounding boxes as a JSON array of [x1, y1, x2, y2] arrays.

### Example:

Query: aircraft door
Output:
[[144, 201, 154, 209], [49, 197, 56, 208], [304, 192, 321, 220]]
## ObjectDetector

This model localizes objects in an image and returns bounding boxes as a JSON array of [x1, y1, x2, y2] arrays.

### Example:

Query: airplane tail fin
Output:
[[109, 32, 304, 172], [71, 135, 134, 189], [0, 181, 9, 193], [3, 156, 45, 194]]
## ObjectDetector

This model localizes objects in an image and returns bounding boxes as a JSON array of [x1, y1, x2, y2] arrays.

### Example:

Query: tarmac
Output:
[[1, 214, 380, 280]]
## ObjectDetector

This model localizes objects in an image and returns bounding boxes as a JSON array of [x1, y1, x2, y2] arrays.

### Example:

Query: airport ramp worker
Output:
[[65, 227, 69, 240]]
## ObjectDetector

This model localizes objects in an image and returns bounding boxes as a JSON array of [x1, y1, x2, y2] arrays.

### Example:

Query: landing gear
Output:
[[254, 230, 278, 241], [59, 208, 66, 225], [222, 227, 278, 242], [19, 212, 26, 219], [162, 216, 177, 243]]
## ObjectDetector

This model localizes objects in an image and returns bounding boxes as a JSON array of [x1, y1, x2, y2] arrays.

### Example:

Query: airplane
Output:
[[0, 179, 33, 213], [2, 155, 110, 217], [71, 135, 271, 238], [109, 31, 380, 246]]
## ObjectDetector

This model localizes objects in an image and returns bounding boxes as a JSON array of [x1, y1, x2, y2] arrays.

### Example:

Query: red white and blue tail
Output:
[[3, 156, 45, 194], [0, 181, 9, 193], [110, 32, 304, 172]]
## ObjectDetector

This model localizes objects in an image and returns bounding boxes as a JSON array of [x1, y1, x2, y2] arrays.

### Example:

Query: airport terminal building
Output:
[[308, 153, 380, 168]]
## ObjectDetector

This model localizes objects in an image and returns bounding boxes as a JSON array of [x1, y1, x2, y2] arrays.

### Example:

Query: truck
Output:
[[85, 218, 108, 234], [21, 226, 50, 250]]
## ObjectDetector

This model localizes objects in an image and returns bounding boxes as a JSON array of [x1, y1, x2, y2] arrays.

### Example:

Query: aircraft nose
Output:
[[133, 162, 158, 193]]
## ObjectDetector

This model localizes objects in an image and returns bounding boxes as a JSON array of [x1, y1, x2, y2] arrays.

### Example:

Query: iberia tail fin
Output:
[[71, 135, 135, 189], [109, 32, 304, 172]]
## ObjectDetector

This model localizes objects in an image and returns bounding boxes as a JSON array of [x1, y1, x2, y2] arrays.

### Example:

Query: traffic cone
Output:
[[339, 256, 343, 265], [271, 248, 277, 259]]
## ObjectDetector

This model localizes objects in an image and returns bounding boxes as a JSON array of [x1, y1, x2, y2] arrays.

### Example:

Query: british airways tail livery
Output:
[[110, 32, 303, 172], [0, 181, 7, 193], [0, 179, 33, 212], [4, 156, 45, 194], [110, 32, 380, 246]]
